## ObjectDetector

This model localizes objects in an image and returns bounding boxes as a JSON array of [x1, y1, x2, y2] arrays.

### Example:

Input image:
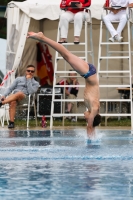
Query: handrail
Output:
[[101, 7, 109, 21], [83, 7, 91, 23], [129, 7, 133, 23]]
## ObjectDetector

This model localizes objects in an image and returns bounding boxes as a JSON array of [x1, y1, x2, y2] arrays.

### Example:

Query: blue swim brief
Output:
[[81, 63, 96, 79]]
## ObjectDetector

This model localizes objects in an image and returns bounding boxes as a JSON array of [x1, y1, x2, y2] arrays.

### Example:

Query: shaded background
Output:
[[0, 0, 24, 39], [0, 0, 24, 80], [0, 0, 24, 6]]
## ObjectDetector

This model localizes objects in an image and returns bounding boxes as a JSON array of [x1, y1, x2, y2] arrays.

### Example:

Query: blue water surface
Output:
[[0, 129, 133, 200]]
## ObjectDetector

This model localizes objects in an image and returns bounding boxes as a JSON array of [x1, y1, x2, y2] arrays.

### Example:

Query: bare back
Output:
[[84, 74, 100, 112], [65, 52, 100, 112]]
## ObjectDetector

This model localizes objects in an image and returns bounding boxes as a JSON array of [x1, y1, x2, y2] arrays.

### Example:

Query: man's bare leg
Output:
[[2, 92, 25, 105], [27, 32, 89, 76], [9, 101, 17, 122]]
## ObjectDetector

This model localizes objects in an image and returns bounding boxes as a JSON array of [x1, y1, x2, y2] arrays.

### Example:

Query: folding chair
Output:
[[16, 93, 38, 128], [0, 94, 9, 127], [27, 94, 37, 128]]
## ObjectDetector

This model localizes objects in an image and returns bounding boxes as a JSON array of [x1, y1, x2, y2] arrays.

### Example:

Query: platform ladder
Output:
[[50, 9, 94, 128], [98, 9, 133, 127], [129, 8, 133, 55]]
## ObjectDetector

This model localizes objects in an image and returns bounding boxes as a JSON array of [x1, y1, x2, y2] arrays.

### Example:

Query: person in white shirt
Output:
[[103, 0, 133, 42]]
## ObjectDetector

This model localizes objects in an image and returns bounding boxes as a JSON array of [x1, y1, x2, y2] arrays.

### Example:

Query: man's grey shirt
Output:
[[3, 76, 39, 97]]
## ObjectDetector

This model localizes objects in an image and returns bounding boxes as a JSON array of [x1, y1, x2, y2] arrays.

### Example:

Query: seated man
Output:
[[0, 65, 39, 128], [57, 70, 79, 122], [103, 0, 133, 42]]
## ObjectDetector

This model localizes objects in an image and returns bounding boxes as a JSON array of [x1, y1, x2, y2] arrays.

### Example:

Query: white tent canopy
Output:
[[8, 0, 105, 20], [5, 0, 105, 83], [0, 38, 6, 75]]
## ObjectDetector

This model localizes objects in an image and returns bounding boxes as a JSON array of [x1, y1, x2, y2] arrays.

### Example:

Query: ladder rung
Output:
[[108, 51, 129, 54], [99, 85, 130, 87], [53, 99, 132, 102], [60, 43, 86, 45], [100, 56, 129, 59], [55, 71, 78, 73], [70, 51, 92, 53], [55, 84, 131, 88], [55, 85, 85, 87], [100, 42, 129, 45], [100, 99, 131, 102], [100, 75, 130, 78], [57, 75, 81, 78], [52, 113, 131, 117], [53, 99, 84, 102], [57, 57, 86, 60], [98, 71, 130, 73], [52, 114, 84, 117], [100, 114, 131, 116]]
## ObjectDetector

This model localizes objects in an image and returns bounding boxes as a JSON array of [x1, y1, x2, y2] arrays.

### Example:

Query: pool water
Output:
[[0, 129, 133, 200]]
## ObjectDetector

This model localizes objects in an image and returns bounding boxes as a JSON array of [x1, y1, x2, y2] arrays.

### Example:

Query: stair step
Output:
[[55, 70, 128, 74], [100, 42, 129, 45], [52, 113, 84, 117], [53, 99, 132, 103], [100, 113, 131, 117], [98, 70, 130, 73], [108, 51, 129, 53], [99, 56, 129, 59], [100, 75, 129, 78], [57, 57, 86, 60], [53, 99, 132, 102], [99, 85, 130, 87], [57, 75, 81, 78], [54, 85, 85, 87], [100, 99, 132, 102], [100, 75, 130, 78], [55, 84, 131, 88], [53, 99, 84, 102], [55, 71, 77, 73], [59, 43, 86, 45], [52, 113, 131, 117]]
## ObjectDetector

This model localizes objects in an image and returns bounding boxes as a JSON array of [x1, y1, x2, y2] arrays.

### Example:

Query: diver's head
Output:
[[93, 114, 101, 127]]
